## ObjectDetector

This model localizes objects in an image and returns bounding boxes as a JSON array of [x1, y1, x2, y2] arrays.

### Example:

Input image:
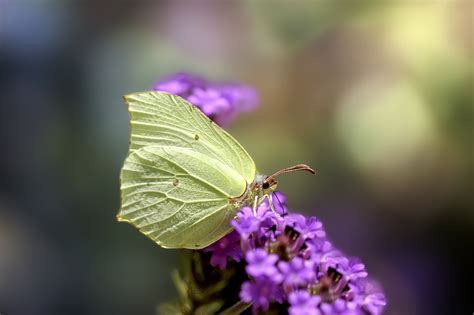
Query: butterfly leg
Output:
[[266, 193, 281, 217], [252, 195, 258, 216]]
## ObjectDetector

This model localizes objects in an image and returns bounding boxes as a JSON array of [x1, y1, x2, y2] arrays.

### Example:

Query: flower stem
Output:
[[218, 300, 252, 315]]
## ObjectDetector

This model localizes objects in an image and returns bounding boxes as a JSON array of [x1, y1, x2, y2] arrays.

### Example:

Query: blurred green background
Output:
[[0, 1, 472, 314]]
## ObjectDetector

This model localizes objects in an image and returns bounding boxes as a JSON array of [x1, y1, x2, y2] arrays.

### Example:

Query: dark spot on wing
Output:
[[194, 134, 199, 140], [172, 179, 179, 187]]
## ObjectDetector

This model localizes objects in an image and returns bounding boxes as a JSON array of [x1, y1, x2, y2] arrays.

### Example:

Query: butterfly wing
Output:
[[119, 145, 246, 248], [124, 91, 256, 184]]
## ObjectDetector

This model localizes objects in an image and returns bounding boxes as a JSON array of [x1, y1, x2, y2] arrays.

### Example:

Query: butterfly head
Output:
[[262, 176, 278, 193], [253, 173, 277, 194], [254, 164, 316, 195]]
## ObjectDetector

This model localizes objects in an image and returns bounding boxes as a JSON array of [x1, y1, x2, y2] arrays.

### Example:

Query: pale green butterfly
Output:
[[117, 91, 315, 249]]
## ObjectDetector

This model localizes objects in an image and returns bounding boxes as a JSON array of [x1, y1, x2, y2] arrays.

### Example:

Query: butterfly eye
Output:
[[262, 182, 270, 189]]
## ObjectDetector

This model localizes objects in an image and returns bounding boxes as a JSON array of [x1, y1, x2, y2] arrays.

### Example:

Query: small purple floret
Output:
[[240, 277, 284, 312], [245, 249, 280, 278], [289, 290, 322, 315], [153, 72, 258, 126], [278, 256, 316, 288], [153, 72, 205, 95], [203, 230, 242, 269], [187, 88, 231, 116], [231, 208, 260, 237]]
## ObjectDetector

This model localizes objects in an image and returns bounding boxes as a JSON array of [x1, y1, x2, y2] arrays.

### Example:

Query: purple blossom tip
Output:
[[231, 209, 260, 237], [289, 290, 322, 315], [240, 277, 284, 312], [245, 249, 280, 278], [153, 72, 259, 126], [278, 256, 316, 288], [203, 230, 242, 269]]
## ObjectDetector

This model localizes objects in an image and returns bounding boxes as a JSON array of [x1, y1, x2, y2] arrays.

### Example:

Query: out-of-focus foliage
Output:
[[0, 1, 472, 315]]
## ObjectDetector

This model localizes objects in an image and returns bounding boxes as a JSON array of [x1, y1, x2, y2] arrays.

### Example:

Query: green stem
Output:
[[219, 301, 252, 315]]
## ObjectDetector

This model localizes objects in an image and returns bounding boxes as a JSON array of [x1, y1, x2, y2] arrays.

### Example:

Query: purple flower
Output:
[[347, 258, 369, 281], [303, 236, 333, 261], [245, 249, 280, 278], [313, 248, 349, 276], [153, 72, 204, 95], [187, 87, 231, 117], [240, 277, 284, 312], [317, 283, 387, 315], [362, 292, 387, 315], [231, 192, 386, 314], [289, 290, 322, 315], [304, 217, 326, 239], [203, 230, 242, 269], [272, 191, 289, 215], [216, 84, 259, 125], [286, 214, 326, 240], [153, 72, 258, 126], [219, 84, 259, 112], [278, 256, 316, 289], [231, 207, 260, 237]]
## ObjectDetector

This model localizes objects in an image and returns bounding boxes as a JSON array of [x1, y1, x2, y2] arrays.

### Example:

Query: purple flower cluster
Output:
[[153, 73, 259, 126], [205, 193, 387, 314]]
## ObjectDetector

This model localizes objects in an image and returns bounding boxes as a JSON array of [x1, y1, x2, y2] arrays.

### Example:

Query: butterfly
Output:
[[117, 91, 315, 249]]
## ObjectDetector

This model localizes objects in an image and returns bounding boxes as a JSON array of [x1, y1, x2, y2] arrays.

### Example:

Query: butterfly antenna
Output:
[[268, 164, 316, 180]]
